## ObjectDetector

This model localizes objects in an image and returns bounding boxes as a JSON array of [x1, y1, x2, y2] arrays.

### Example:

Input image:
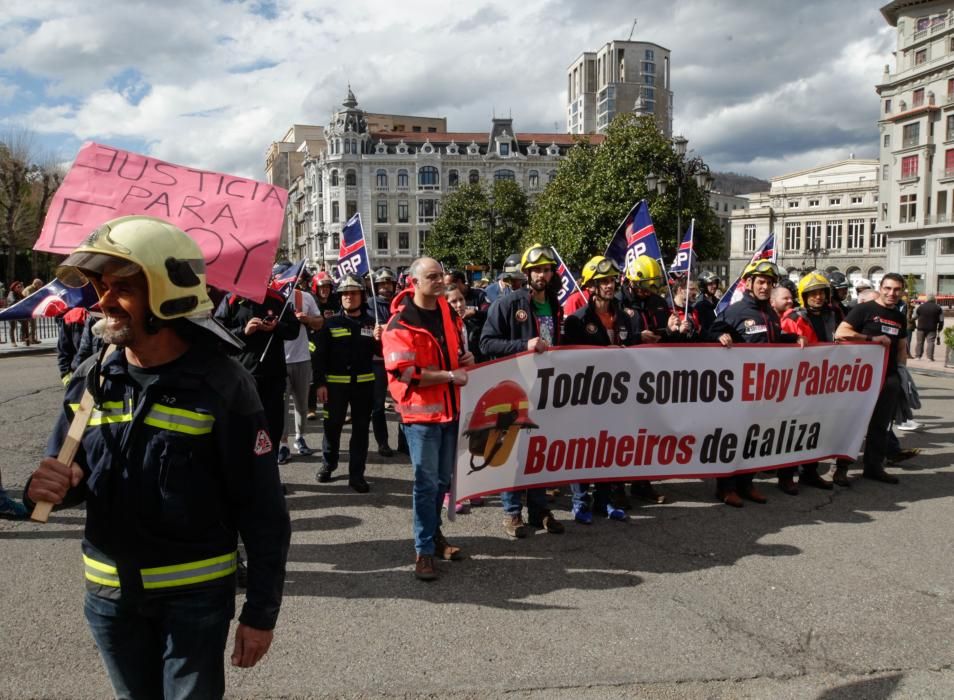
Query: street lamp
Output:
[[645, 135, 714, 242], [802, 245, 827, 274], [314, 224, 328, 271]]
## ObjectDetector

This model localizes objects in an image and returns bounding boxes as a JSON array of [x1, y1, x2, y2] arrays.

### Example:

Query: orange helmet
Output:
[[463, 381, 537, 472]]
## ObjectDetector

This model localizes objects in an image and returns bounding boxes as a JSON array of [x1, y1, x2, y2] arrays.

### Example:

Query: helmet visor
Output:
[[594, 258, 621, 276], [525, 245, 557, 266], [55, 252, 142, 288], [747, 261, 780, 279]]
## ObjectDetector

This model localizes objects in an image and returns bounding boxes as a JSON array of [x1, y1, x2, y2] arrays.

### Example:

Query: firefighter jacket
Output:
[[479, 287, 563, 360], [56, 307, 89, 380], [693, 294, 718, 335], [707, 291, 798, 344], [667, 302, 703, 343], [781, 307, 838, 344], [564, 300, 642, 347], [315, 309, 380, 386], [34, 343, 291, 631], [619, 288, 672, 336], [214, 290, 299, 379], [382, 289, 463, 424]]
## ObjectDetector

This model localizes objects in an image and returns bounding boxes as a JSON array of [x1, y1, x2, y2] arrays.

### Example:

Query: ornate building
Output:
[[283, 88, 600, 273]]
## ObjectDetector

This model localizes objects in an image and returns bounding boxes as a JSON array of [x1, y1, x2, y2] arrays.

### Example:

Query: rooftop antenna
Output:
[[627, 17, 638, 41]]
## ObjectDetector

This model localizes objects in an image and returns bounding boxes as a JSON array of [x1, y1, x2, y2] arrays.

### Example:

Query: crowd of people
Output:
[[0, 214, 935, 697]]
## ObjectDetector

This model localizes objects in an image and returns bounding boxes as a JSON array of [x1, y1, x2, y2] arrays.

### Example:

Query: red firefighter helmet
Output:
[[463, 381, 538, 472]]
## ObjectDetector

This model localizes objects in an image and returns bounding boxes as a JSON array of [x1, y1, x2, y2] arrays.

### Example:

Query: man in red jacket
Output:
[[383, 257, 475, 581]]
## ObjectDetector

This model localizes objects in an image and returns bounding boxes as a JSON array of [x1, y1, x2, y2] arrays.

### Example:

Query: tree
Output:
[[425, 179, 530, 271], [526, 114, 723, 272], [0, 129, 63, 282]]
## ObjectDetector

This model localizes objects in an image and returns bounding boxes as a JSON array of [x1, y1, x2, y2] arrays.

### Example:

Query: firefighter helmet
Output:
[[336, 274, 364, 293], [463, 381, 538, 472], [828, 270, 849, 290], [625, 254, 664, 290], [741, 259, 781, 281], [580, 255, 621, 287], [797, 270, 831, 306], [520, 244, 558, 272], [373, 267, 396, 285]]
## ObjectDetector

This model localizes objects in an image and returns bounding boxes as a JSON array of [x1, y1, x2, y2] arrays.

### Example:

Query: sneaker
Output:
[[455, 500, 470, 515], [896, 420, 922, 432], [0, 495, 28, 520], [316, 464, 334, 483], [414, 555, 438, 581], [434, 528, 463, 561], [572, 504, 593, 525], [504, 515, 530, 539], [277, 445, 292, 465], [529, 510, 565, 534], [606, 504, 628, 521], [377, 443, 394, 458], [294, 437, 314, 456]]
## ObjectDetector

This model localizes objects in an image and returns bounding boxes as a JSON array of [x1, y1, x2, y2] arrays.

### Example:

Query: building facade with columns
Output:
[[280, 89, 600, 273], [876, 0, 954, 295], [728, 159, 887, 288]]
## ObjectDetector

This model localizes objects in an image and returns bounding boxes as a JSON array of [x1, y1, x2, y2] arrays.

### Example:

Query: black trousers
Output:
[[371, 361, 390, 448], [254, 375, 285, 456], [717, 473, 755, 494], [322, 381, 373, 479], [864, 373, 901, 471]]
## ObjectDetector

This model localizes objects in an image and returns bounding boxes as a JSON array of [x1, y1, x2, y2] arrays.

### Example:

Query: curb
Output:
[[0, 345, 56, 360]]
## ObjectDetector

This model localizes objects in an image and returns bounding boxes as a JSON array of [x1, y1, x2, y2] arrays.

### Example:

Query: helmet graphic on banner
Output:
[[463, 380, 538, 472]]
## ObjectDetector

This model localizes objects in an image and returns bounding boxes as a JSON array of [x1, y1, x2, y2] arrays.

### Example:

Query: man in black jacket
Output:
[[26, 215, 290, 698], [913, 293, 944, 361], [564, 255, 641, 524], [480, 244, 565, 538], [708, 260, 806, 507]]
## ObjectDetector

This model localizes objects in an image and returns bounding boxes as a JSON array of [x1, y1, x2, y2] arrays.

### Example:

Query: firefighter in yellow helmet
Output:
[[25, 216, 291, 696], [621, 254, 670, 344]]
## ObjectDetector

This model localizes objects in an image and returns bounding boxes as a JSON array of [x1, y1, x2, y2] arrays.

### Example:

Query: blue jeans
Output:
[[404, 421, 457, 555], [84, 587, 234, 700], [500, 488, 549, 520], [570, 482, 612, 512]]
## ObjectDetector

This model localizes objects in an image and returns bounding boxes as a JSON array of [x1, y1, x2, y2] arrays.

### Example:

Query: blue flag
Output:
[[333, 213, 371, 281], [603, 200, 663, 272], [552, 247, 588, 315], [0, 280, 98, 321], [715, 233, 777, 316], [269, 260, 306, 299], [669, 220, 696, 274]]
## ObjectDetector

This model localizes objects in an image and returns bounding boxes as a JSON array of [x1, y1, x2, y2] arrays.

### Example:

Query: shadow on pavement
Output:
[[815, 672, 903, 699]]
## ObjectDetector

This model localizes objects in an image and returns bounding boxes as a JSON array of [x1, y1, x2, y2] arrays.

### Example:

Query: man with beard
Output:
[[481, 244, 565, 538], [25, 216, 290, 697], [835, 273, 909, 485], [779, 271, 838, 492], [708, 260, 806, 507], [564, 255, 641, 524]]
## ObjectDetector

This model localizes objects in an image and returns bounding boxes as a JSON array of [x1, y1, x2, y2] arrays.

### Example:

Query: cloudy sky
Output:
[[0, 0, 895, 181]]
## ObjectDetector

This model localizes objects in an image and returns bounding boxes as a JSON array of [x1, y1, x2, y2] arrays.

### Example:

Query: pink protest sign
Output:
[[34, 142, 288, 302]]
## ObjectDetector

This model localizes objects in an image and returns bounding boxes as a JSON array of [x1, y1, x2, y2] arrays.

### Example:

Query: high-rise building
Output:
[[877, 0, 954, 295], [566, 39, 672, 137]]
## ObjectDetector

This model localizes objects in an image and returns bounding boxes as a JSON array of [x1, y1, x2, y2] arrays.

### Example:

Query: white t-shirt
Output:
[[285, 289, 319, 364]]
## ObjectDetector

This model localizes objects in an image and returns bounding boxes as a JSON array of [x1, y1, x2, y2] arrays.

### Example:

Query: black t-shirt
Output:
[[415, 302, 449, 360], [808, 313, 830, 343], [844, 300, 907, 374]]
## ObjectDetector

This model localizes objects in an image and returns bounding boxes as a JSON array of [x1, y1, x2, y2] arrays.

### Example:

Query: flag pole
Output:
[[685, 219, 695, 318], [356, 213, 381, 326], [260, 260, 306, 363]]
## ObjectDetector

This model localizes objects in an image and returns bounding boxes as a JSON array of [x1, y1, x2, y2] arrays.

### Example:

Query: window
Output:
[[938, 191, 948, 223], [332, 232, 340, 249], [900, 194, 917, 223], [397, 200, 408, 223], [851, 195, 863, 205], [376, 169, 388, 188], [344, 139, 351, 154], [947, 115, 954, 141], [946, 149, 954, 177], [847, 219, 865, 249], [915, 49, 927, 65], [346, 200, 357, 219], [499, 143, 510, 156], [645, 49, 654, 60], [494, 169, 515, 181], [901, 154, 919, 178], [418, 166, 439, 189], [829, 197, 841, 206], [468, 169, 480, 184], [826, 220, 843, 249], [397, 169, 409, 189], [398, 231, 410, 251], [882, 164, 890, 181], [939, 274, 954, 294], [903, 122, 920, 148], [345, 170, 357, 187], [913, 87, 925, 106], [743, 224, 756, 252], [418, 229, 428, 252], [376, 200, 388, 223], [885, 99, 892, 114], [806, 221, 822, 249], [528, 170, 539, 188], [905, 238, 926, 255], [418, 199, 438, 222], [939, 237, 954, 254], [330, 169, 339, 187], [784, 222, 801, 252], [883, 133, 891, 148], [808, 198, 820, 207], [548, 170, 557, 182], [412, 126, 421, 133], [788, 200, 798, 208], [331, 201, 340, 223], [377, 231, 389, 252], [870, 219, 883, 248], [448, 170, 459, 188]]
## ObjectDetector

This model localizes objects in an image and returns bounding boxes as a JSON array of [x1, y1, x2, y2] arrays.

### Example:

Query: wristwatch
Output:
[[447, 370, 454, 384]]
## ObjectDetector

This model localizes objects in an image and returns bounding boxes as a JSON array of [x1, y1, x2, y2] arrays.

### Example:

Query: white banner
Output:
[[454, 343, 887, 501]]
